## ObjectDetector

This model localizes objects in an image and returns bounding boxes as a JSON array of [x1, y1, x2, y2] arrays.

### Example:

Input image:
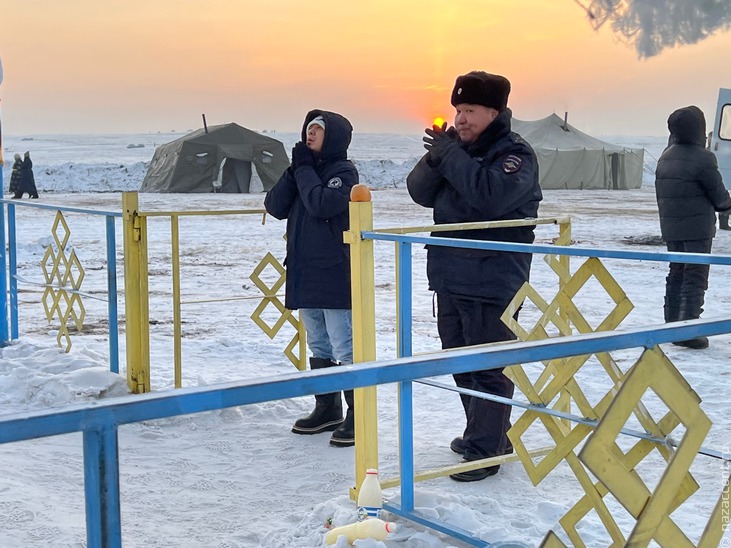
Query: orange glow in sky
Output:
[[1, 0, 730, 135]]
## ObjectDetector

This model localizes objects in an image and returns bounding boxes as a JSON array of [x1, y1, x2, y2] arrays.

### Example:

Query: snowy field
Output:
[[0, 133, 729, 547]]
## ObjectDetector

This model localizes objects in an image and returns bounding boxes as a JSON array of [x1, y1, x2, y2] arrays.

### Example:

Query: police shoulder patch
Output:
[[327, 177, 343, 188], [502, 154, 523, 174]]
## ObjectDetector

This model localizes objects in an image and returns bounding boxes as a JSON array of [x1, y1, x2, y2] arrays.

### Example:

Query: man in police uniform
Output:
[[407, 71, 542, 481]]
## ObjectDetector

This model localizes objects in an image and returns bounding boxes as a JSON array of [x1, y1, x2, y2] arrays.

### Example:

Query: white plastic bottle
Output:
[[356, 468, 383, 521], [325, 518, 396, 545]]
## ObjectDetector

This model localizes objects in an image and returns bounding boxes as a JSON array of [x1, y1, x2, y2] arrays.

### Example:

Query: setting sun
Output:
[[1, 0, 730, 135], [433, 116, 446, 128]]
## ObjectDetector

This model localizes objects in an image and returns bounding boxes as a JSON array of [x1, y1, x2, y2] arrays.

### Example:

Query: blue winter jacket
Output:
[[264, 110, 358, 310], [407, 109, 542, 306]]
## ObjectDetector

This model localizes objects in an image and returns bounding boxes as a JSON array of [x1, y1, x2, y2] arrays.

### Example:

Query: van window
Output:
[[720, 104, 731, 140]]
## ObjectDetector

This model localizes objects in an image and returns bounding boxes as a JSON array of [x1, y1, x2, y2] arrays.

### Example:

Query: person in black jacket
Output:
[[655, 105, 731, 349], [13, 151, 39, 199], [264, 110, 358, 447], [8, 154, 22, 196], [407, 71, 542, 481]]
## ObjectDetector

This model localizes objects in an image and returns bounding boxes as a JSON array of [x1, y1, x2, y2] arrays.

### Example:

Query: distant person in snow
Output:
[[407, 71, 542, 482], [655, 105, 731, 349], [13, 151, 39, 199], [264, 110, 359, 448], [8, 153, 22, 195]]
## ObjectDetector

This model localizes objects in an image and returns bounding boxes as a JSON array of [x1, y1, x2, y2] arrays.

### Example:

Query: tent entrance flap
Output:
[[610, 153, 619, 190], [216, 159, 253, 193]]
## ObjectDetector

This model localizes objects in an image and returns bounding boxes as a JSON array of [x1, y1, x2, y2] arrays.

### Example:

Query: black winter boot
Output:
[[292, 358, 344, 434], [672, 337, 709, 349], [330, 389, 354, 447], [673, 299, 709, 349]]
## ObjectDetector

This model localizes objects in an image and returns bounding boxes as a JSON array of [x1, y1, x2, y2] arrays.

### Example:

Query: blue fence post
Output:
[[83, 425, 122, 548], [0, 201, 8, 344], [7, 202, 18, 339], [396, 241, 415, 512]]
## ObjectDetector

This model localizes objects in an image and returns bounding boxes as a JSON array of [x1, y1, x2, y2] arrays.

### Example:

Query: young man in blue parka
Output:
[[407, 71, 542, 481], [264, 110, 359, 447]]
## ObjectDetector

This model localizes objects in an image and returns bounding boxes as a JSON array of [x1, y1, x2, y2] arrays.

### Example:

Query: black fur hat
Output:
[[451, 71, 511, 111]]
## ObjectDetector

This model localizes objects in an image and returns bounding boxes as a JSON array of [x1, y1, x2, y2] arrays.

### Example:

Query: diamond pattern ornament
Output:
[[552, 257, 634, 335], [251, 294, 295, 339], [579, 346, 710, 546], [55, 291, 74, 352], [249, 251, 285, 296], [40, 211, 87, 352], [476, 247, 712, 546], [250, 252, 304, 369], [502, 257, 634, 485], [50, 212, 71, 251], [558, 391, 699, 547]]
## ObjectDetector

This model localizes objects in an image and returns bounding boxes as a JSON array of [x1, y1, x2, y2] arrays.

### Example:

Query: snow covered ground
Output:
[[0, 133, 729, 547]]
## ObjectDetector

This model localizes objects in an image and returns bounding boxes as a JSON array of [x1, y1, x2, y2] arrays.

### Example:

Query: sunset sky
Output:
[[1, 0, 730, 136]]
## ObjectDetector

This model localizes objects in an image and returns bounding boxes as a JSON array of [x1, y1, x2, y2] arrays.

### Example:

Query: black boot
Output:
[[673, 298, 709, 349], [292, 358, 343, 434], [330, 389, 354, 447], [672, 337, 709, 349]]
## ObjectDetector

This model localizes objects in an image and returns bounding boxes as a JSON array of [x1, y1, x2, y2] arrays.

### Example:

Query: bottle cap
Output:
[[366, 468, 378, 474]]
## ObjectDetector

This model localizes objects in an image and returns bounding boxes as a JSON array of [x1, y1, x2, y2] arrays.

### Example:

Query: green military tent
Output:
[[140, 123, 289, 193], [512, 114, 645, 190]]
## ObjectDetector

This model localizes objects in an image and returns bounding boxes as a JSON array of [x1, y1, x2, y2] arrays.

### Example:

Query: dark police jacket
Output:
[[655, 106, 731, 242], [407, 109, 542, 306], [264, 110, 358, 310]]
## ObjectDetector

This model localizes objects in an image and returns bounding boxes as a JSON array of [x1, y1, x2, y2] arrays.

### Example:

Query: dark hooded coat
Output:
[[18, 155, 38, 196], [9, 158, 22, 194], [264, 110, 358, 310], [407, 108, 542, 306], [655, 106, 731, 242]]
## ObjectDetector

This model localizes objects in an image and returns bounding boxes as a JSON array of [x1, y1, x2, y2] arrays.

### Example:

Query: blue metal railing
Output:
[[363, 229, 731, 546], [0, 199, 123, 372], [3, 224, 731, 546], [0, 318, 730, 547]]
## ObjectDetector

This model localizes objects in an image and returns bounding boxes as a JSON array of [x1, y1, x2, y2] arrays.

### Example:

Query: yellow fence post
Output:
[[555, 218, 572, 421], [122, 192, 151, 393], [344, 185, 378, 497], [171, 214, 182, 388]]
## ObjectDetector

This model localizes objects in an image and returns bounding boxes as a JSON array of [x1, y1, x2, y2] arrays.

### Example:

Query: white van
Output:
[[711, 88, 731, 229], [711, 88, 731, 188]]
